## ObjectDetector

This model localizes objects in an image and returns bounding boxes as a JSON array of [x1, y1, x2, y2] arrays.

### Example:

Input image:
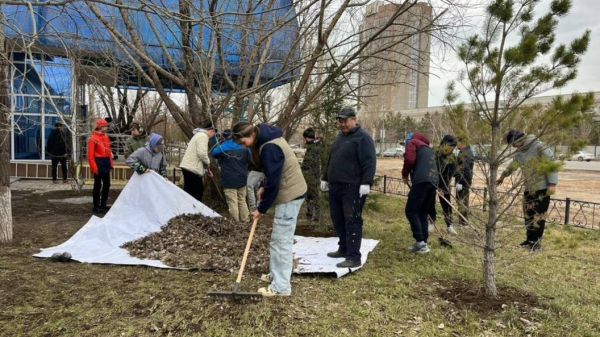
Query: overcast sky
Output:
[[427, 0, 600, 107]]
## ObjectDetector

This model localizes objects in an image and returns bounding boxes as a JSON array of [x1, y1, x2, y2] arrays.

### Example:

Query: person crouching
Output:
[[126, 133, 168, 179]]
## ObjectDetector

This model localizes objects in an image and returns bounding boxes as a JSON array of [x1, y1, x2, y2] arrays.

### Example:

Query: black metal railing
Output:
[[373, 175, 600, 230]]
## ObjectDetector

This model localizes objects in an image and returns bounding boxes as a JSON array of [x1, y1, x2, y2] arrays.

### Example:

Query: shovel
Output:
[[207, 218, 263, 302]]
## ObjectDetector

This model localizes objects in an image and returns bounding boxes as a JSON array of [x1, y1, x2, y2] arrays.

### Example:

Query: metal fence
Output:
[[372, 175, 600, 230]]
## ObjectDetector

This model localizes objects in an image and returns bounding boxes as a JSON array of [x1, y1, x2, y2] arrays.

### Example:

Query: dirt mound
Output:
[[122, 214, 271, 273], [432, 278, 539, 315]]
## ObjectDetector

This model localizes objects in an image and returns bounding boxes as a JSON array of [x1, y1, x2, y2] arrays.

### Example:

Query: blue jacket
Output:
[[211, 139, 250, 189]]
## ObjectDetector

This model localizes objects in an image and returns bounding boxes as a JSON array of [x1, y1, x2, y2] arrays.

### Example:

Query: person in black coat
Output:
[[301, 127, 323, 221], [454, 137, 474, 226], [46, 122, 71, 183], [321, 107, 377, 268], [429, 135, 457, 234]]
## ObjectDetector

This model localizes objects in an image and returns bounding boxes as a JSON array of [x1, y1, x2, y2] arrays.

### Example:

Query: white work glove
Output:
[[320, 181, 329, 191], [456, 183, 463, 192], [359, 184, 370, 197]]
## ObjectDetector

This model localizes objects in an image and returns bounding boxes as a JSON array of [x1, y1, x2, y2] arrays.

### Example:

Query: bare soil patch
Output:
[[432, 278, 539, 316]]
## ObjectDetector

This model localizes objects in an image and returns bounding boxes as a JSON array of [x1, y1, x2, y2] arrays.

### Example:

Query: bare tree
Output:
[[0, 6, 12, 245]]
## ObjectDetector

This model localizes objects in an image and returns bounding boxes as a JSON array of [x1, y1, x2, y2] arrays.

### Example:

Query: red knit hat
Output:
[[95, 119, 108, 130]]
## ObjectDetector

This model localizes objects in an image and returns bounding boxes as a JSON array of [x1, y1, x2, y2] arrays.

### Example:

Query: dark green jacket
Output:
[[125, 133, 149, 158]]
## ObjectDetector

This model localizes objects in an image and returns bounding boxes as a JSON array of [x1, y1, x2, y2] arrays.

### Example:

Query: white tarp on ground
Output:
[[34, 172, 219, 267], [292, 236, 379, 278], [34, 172, 379, 277]]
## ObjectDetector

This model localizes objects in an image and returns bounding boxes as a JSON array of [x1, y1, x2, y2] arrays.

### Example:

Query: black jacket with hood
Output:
[[403, 133, 438, 186], [455, 145, 474, 186]]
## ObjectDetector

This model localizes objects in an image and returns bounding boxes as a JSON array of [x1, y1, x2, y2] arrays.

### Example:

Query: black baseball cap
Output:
[[303, 127, 315, 139], [336, 107, 357, 120]]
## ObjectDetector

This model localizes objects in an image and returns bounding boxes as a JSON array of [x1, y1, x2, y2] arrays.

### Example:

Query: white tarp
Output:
[[34, 171, 378, 277], [292, 236, 379, 277], [34, 171, 219, 267]]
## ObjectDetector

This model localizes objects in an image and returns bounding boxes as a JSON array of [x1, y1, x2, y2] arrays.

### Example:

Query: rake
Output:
[[207, 218, 263, 302]]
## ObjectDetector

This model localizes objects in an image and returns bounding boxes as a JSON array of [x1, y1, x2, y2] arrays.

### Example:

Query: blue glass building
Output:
[[4, 0, 299, 165]]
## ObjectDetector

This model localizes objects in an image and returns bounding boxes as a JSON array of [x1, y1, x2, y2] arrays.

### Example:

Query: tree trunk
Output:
[[0, 7, 13, 245], [483, 219, 497, 296], [484, 124, 499, 297]]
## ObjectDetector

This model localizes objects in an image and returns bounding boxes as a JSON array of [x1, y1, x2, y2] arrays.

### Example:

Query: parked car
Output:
[[382, 147, 405, 158], [569, 151, 594, 162]]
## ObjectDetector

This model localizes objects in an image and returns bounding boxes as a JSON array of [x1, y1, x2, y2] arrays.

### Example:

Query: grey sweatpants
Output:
[[246, 170, 264, 209]]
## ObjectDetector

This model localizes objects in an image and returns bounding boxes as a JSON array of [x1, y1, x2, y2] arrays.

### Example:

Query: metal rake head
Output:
[[207, 290, 263, 302], [439, 237, 453, 248]]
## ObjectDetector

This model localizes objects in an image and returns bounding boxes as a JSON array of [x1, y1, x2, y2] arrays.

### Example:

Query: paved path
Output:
[[11, 179, 124, 192], [563, 161, 600, 171]]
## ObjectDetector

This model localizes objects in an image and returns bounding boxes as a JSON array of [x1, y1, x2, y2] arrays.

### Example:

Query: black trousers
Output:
[[305, 182, 320, 220], [51, 156, 67, 181], [406, 182, 437, 243], [428, 189, 453, 227], [328, 183, 366, 262], [182, 168, 205, 202], [456, 184, 470, 226], [524, 189, 550, 242], [93, 171, 111, 208]]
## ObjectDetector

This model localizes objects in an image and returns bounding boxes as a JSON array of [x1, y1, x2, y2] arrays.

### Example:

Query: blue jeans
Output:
[[328, 183, 366, 262], [269, 198, 304, 294]]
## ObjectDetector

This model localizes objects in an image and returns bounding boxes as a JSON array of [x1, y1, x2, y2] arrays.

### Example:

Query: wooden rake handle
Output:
[[236, 218, 259, 284]]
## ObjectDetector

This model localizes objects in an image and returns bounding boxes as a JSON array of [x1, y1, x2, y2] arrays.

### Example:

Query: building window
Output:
[[9, 53, 72, 161], [13, 115, 42, 160], [407, 31, 420, 109]]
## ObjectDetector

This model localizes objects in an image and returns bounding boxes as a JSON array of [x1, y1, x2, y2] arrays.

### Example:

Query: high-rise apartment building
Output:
[[358, 1, 432, 138]]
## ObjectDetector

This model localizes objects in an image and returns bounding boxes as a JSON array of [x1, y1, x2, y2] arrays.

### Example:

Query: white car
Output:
[[570, 151, 594, 162], [382, 147, 405, 158]]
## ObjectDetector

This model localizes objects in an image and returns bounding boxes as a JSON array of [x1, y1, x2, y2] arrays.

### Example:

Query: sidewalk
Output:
[[11, 179, 125, 192]]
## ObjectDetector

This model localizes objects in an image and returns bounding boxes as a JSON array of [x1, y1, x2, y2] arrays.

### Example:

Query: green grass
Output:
[[2, 194, 600, 336]]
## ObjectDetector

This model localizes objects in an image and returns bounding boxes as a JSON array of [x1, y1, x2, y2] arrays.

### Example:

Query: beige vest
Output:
[[259, 137, 307, 205]]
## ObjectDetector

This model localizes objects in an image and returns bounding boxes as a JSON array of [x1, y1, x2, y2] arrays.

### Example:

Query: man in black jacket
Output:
[[454, 137, 474, 226], [46, 122, 71, 183], [301, 127, 322, 221], [429, 135, 458, 235], [321, 107, 377, 268]]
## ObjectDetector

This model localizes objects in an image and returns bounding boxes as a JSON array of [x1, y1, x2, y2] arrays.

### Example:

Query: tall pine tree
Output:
[[446, 0, 593, 296]]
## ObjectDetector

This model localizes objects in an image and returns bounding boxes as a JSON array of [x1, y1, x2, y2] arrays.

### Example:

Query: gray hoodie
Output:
[[126, 133, 168, 177], [501, 135, 558, 191]]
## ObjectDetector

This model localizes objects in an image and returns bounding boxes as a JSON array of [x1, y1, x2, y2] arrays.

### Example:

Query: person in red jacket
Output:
[[88, 119, 114, 213], [401, 132, 439, 254]]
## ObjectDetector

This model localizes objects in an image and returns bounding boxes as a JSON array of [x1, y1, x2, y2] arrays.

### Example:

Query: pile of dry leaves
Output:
[[121, 214, 271, 273]]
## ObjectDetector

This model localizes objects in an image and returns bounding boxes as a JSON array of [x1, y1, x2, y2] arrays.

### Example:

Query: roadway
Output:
[[562, 160, 600, 171]]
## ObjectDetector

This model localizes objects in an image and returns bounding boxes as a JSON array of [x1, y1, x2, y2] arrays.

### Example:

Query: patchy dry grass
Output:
[[2, 190, 600, 336]]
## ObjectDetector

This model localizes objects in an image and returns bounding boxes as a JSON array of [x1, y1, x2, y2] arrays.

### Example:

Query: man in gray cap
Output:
[[321, 107, 377, 268]]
